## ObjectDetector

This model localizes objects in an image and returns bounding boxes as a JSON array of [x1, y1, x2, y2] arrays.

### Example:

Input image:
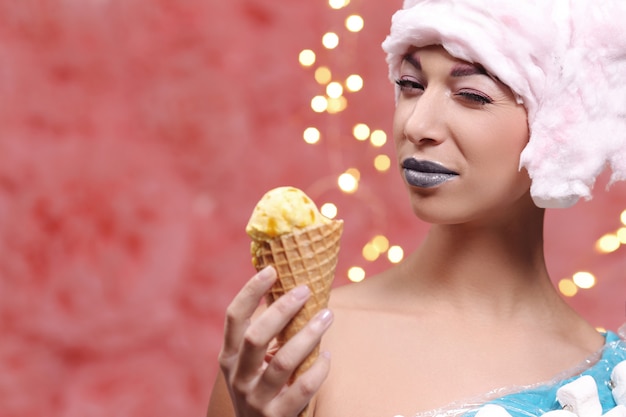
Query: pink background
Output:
[[0, 1, 624, 416]]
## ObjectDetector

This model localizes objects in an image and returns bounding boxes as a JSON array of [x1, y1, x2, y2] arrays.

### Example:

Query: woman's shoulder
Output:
[[328, 269, 396, 311]]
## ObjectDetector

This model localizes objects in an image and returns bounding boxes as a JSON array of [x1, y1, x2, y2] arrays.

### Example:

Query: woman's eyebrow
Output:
[[450, 63, 488, 77], [402, 53, 421, 70]]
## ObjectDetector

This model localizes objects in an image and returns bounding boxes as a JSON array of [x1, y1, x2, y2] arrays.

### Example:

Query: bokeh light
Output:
[[370, 130, 387, 147], [572, 271, 596, 289], [346, 74, 363, 92], [558, 279, 578, 297], [322, 32, 339, 49], [338, 171, 359, 193], [311, 95, 328, 113], [315, 67, 332, 84], [320, 203, 338, 219], [329, 0, 350, 9], [345, 15, 364, 32], [374, 154, 391, 172], [303, 127, 321, 144], [362, 243, 380, 261], [327, 97, 348, 114], [387, 245, 404, 263], [353, 123, 370, 141], [372, 235, 390, 253], [596, 233, 620, 253], [348, 266, 365, 282], [298, 49, 316, 67], [326, 81, 344, 98], [345, 167, 360, 181]]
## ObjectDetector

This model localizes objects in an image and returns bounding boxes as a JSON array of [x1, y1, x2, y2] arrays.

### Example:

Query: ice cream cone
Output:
[[252, 219, 343, 381]]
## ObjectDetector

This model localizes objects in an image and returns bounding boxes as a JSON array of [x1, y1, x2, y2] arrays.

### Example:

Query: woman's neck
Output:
[[396, 204, 564, 321]]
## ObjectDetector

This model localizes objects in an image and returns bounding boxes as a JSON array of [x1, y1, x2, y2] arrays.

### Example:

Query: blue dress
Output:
[[475, 330, 626, 417], [412, 326, 626, 417]]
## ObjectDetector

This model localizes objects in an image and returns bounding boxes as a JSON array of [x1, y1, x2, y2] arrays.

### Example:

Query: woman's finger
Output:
[[257, 308, 334, 400], [268, 350, 332, 417], [219, 266, 277, 365], [234, 284, 311, 382]]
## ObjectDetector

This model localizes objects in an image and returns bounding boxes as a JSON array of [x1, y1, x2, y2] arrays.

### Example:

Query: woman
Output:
[[208, 1, 626, 416]]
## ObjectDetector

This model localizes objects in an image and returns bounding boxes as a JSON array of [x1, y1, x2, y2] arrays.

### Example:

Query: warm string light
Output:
[[345, 15, 364, 32], [322, 32, 339, 49], [320, 202, 338, 219], [557, 209, 626, 298], [296, 2, 409, 281], [329, 0, 350, 10]]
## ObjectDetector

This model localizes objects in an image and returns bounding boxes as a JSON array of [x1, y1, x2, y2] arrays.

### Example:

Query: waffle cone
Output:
[[252, 219, 343, 381]]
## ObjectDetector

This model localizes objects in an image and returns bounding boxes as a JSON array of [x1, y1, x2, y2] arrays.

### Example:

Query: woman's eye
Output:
[[395, 78, 424, 94], [457, 91, 493, 105]]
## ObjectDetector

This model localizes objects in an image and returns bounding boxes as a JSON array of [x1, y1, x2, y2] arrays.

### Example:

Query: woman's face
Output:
[[393, 45, 532, 224]]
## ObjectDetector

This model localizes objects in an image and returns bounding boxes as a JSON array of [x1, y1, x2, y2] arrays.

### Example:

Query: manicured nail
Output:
[[256, 266, 276, 281], [315, 308, 333, 324], [291, 285, 310, 300]]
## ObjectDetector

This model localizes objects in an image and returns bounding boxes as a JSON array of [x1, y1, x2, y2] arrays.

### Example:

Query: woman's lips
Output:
[[402, 158, 459, 188]]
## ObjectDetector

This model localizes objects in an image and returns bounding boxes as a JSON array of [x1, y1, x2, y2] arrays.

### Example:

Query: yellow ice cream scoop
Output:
[[245, 186, 330, 241]]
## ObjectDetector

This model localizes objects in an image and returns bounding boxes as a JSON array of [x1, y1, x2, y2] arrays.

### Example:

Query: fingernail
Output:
[[256, 266, 275, 281], [316, 308, 333, 324], [291, 285, 310, 300]]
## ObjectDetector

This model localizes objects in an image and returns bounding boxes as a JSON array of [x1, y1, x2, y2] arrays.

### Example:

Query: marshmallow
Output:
[[611, 361, 626, 406], [475, 404, 514, 417], [556, 375, 603, 417], [603, 405, 626, 417], [541, 411, 578, 417]]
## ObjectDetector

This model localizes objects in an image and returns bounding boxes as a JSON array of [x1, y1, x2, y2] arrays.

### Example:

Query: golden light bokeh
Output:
[[596, 233, 621, 253], [311, 95, 328, 113], [370, 129, 387, 147], [388, 245, 404, 263], [315, 67, 332, 85], [374, 154, 392, 172], [362, 243, 380, 261], [345, 15, 364, 32], [348, 266, 366, 282], [298, 49, 316, 67], [329, 0, 350, 10], [372, 235, 390, 253], [326, 96, 348, 114], [558, 278, 578, 297], [353, 123, 370, 141], [338, 171, 359, 193], [320, 202, 338, 219], [572, 271, 596, 289], [326, 81, 344, 98], [346, 74, 363, 92], [322, 32, 339, 49], [303, 127, 321, 144], [345, 167, 361, 181]]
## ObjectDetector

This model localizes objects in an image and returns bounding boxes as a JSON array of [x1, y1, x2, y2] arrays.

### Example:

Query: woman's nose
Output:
[[401, 89, 447, 145]]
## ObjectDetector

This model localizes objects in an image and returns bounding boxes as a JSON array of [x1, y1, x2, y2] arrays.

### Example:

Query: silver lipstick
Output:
[[402, 158, 459, 188]]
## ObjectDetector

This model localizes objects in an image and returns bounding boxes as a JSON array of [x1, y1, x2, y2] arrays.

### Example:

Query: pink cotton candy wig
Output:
[[382, 0, 626, 208]]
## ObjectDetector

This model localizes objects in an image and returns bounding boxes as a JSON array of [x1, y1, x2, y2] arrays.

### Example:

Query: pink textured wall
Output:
[[0, 1, 623, 416]]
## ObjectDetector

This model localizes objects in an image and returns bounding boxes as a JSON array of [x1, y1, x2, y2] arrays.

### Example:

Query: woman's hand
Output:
[[217, 266, 333, 417]]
